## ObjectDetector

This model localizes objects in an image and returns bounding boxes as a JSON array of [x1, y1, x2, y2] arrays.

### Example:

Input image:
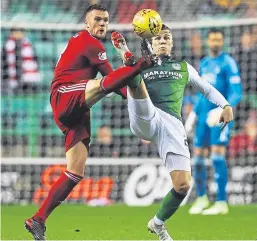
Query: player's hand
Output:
[[206, 107, 223, 127], [219, 105, 233, 130], [185, 111, 197, 137], [140, 39, 158, 65]]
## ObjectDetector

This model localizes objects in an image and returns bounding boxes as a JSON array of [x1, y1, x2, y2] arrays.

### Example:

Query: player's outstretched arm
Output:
[[187, 63, 233, 129], [187, 63, 229, 108]]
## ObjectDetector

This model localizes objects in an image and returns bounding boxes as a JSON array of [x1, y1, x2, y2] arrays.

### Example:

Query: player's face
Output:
[[151, 30, 173, 57], [85, 10, 109, 39], [207, 33, 224, 55]]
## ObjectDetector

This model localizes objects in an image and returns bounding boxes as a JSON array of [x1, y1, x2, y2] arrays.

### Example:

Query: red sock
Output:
[[33, 170, 83, 223], [101, 58, 147, 93]]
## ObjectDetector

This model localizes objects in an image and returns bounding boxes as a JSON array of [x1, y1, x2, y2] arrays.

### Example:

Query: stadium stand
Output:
[[1, 0, 257, 160]]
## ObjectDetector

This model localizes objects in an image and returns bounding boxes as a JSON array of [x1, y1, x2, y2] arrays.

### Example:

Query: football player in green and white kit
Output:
[[111, 25, 233, 241]]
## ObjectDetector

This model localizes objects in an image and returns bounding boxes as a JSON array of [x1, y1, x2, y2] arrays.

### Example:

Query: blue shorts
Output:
[[194, 121, 233, 148]]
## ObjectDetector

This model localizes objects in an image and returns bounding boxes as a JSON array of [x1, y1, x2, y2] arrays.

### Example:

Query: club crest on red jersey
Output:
[[98, 52, 107, 61]]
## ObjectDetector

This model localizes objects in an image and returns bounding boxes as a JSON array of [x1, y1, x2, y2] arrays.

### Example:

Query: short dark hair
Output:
[[161, 24, 171, 32], [207, 28, 224, 38], [84, 4, 107, 17]]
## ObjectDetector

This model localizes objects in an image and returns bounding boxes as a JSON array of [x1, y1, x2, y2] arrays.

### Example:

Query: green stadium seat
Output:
[[56, 43, 68, 56], [9, 0, 28, 13], [39, 60, 53, 70], [34, 42, 56, 59], [91, 101, 103, 136], [41, 70, 54, 84]]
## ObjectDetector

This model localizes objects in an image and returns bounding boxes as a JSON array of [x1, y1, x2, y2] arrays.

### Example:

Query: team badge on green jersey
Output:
[[172, 63, 181, 70]]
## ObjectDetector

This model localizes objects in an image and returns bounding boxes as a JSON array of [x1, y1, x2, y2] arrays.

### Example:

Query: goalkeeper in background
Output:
[[112, 25, 233, 240], [186, 28, 242, 215]]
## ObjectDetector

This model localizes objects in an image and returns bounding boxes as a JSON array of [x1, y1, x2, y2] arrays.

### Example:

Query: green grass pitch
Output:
[[1, 204, 257, 240]]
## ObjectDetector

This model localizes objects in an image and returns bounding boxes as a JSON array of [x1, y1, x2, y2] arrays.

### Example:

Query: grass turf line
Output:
[[1, 204, 257, 240]]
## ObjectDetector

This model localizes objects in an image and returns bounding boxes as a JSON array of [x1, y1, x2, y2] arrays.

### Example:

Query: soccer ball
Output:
[[132, 9, 163, 39]]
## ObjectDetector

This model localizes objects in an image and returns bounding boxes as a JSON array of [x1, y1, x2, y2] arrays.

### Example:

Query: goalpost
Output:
[[1, 18, 257, 205]]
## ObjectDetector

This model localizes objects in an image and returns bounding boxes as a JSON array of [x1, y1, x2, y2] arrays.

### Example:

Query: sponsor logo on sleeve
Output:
[[98, 52, 107, 61]]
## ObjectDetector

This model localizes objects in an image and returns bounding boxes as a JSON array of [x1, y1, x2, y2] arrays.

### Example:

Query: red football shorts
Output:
[[50, 81, 91, 152]]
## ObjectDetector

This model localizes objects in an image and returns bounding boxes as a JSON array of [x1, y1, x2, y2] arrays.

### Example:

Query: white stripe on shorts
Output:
[[62, 83, 86, 89], [58, 83, 86, 93], [58, 88, 85, 93]]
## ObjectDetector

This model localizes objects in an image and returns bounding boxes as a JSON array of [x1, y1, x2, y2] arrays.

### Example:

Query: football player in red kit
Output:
[[24, 4, 154, 240]]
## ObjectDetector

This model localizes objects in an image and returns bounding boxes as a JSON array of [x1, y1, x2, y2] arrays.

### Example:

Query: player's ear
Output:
[[85, 19, 89, 29], [84, 15, 89, 28]]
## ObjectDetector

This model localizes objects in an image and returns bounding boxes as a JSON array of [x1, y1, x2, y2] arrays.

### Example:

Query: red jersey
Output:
[[51, 30, 112, 91]]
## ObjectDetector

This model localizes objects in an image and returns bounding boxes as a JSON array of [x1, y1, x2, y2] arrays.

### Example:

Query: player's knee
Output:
[[67, 158, 86, 176], [66, 144, 88, 176], [173, 180, 191, 195], [194, 148, 205, 156], [85, 79, 106, 107], [194, 156, 205, 171]]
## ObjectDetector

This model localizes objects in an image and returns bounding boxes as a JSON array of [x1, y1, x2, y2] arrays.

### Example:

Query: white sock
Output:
[[154, 215, 164, 226]]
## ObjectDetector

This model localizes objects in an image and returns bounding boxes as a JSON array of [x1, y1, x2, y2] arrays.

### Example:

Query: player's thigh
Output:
[[66, 141, 89, 176], [52, 95, 91, 155], [129, 112, 158, 140], [210, 121, 233, 147], [167, 153, 191, 193], [194, 121, 210, 149], [51, 83, 89, 127], [166, 152, 191, 173], [155, 110, 190, 161], [128, 80, 149, 99], [85, 78, 106, 108], [127, 90, 157, 140]]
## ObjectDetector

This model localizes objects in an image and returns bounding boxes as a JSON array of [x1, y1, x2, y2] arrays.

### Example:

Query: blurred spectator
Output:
[[229, 111, 257, 159], [214, 0, 240, 9], [232, 30, 257, 93], [198, 0, 220, 17], [188, 32, 204, 70], [1, 28, 41, 94], [215, 0, 250, 17], [242, 0, 257, 18], [89, 125, 119, 157], [117, 0, 156, 23], [198, 0, 248, 18]]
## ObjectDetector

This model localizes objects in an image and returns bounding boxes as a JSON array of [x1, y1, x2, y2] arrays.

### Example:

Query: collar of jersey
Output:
[[156, 55, 172, 65], [209, 51, 224, 59]]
